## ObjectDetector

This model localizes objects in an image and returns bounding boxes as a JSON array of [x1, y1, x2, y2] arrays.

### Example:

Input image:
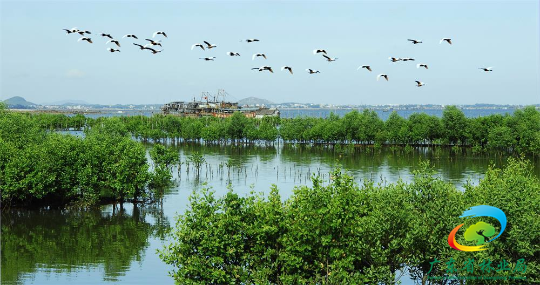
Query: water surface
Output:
[[2, 145, 538, 284]]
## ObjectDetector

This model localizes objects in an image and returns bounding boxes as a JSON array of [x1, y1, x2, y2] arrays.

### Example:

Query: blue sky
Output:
[[1, 0, 538, 105]]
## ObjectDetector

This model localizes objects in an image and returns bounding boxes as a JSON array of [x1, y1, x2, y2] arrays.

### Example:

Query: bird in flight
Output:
[[133, 43, 145, 50], [306, 69, 320, 74], [389, 57, 402, 62], [358, 65, 372, 72], [281, 66, 293, 74], [107, 48, 120, 53], [78, 37, 93, 44], [191, 43, 205, 50], [145, 39, 162, 47], [123, 34, 138, 39], [440, 38, 452, 45], [227, 52, 241, 56], [63, 28, 77, 34], [415, 80, 425, 87], [64, 27, 79, 34], [146, 47, 163, 54], [153, 31, 167, 38], [77, 30, 91, 36], [244, 39, 259, 43], [107, 39, 121, 47], [252, 53, 267, 60], [479, 67, 493, 72], [204, 41, 217, 49], [252, 66, 273, 73], [313, 49, 327, 55], [417, 63, 428, 69], [408, 39, 422, 44], [402, 58, 415, 61], [200, 57, 216, 61], [100, 33, 113, 39], [322, 54, 338, 62], [377, 74, 389, 81]]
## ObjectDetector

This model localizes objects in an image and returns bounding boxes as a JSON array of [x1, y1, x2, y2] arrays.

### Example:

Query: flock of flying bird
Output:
[[64, 28, 494, 87], [63, 27, 167, 54]]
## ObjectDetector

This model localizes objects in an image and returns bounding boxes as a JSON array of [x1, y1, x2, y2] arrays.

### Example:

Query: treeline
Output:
[[0, 106, 174, 207], [15, 105, 540, 154], [159, 158, 539, 284]]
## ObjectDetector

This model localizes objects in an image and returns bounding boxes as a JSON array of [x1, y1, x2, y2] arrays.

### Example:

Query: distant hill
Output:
[[43, 99, 91, 105], [238, 97, 275, 106], [3, 96, 38, 109]]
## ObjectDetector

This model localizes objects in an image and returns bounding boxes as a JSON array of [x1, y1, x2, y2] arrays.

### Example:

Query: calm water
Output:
[[2, 145, 539, 285]]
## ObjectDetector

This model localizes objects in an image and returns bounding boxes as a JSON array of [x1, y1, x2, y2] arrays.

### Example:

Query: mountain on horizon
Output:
[[238, 97, 275, 106], [43, 99, 91, 105], [3, 96, 38, 108]]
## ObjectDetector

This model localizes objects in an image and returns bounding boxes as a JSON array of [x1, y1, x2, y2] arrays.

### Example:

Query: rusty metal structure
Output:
[[161, 89, 280, 118]]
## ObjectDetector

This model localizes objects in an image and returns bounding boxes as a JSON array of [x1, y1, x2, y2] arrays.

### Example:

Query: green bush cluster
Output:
[[160, 158, 539, 284], [0, 107, 163, 207]]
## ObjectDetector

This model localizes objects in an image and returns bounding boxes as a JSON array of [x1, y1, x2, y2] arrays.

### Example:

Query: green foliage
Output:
[[462, 157, 540, 284], [0, 110, 157, 207], [148, 144, 178, 191], [160, 159, 539, 284], [442, 106, 469, 145], [150, 144, 178, 167], [3, 105, 539, 153]]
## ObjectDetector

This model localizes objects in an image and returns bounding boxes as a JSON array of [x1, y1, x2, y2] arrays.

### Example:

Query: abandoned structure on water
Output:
[[161, 89, 280, 118]]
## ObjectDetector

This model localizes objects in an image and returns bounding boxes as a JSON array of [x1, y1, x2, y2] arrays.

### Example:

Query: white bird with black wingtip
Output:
[[146, 47, 163, 54], [252, 66, 273, 73], [377, 74, 389, 81], [281, 66, 293, 74], [77, 30, 91, 36], [153, 31, 167, 38], [203, 41, 217, 49], [440, 38, 452, 45], [306, 69, 320, 74], [252, 53, 267, 60], [78, 37, 93, 43], [415, 81, 425, 87], [107, 39, 121, 47], [358, 65, 372, 72], [191, 43, 205, 50], [322, 54, 338, 62], [145, 39, 162, 47], [123, 34, 138, 39]]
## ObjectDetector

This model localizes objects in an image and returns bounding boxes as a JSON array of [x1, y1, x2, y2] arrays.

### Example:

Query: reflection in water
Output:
[[173, 144, 539, 194], [1, 204, 170, 285], [1, 144, 538, 285]]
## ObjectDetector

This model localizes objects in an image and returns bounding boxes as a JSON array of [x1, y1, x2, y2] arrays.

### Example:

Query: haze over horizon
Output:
[[1, 1, 539, 106]]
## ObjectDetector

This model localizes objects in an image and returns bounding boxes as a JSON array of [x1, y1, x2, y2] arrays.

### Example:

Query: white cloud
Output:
[[65, 69, 85, 78]]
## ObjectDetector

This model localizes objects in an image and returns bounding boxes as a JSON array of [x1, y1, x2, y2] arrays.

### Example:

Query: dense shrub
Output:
[[160, 158, 538, 284]]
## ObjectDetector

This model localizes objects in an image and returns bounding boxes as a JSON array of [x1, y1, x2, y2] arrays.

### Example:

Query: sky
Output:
[[0, 0, 539, 105]]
